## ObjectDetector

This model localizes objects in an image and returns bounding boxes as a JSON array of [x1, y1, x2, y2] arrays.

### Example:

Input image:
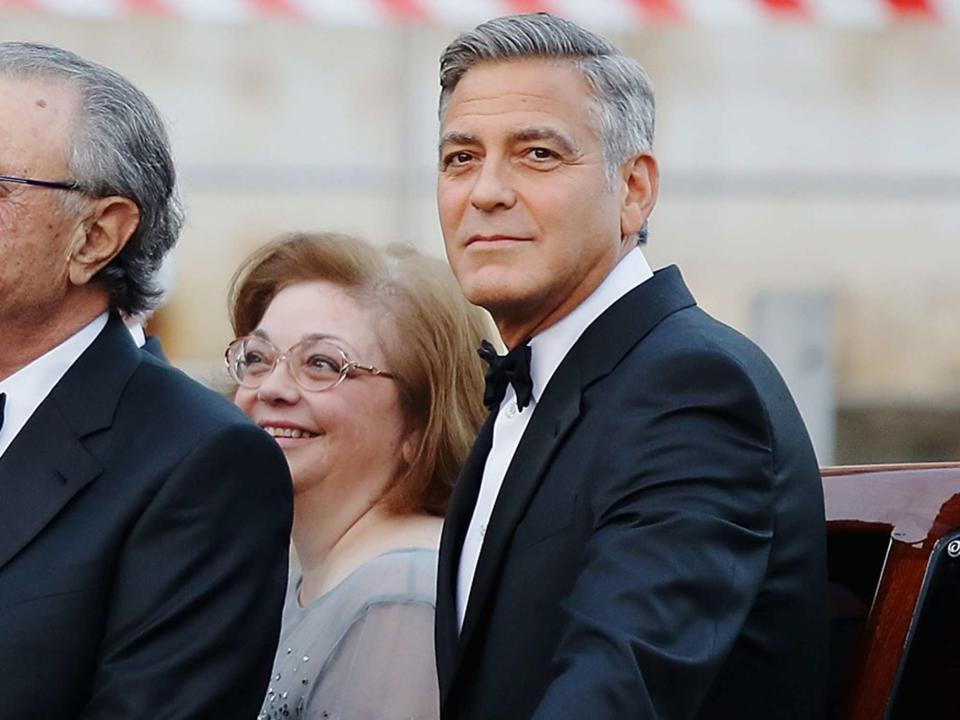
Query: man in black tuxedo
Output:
[[0, 43, 293, 718], [435, 14, 827, 720]]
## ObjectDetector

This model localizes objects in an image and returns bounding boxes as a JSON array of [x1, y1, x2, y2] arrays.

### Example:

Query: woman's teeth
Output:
[[263, 426, 317, 439]]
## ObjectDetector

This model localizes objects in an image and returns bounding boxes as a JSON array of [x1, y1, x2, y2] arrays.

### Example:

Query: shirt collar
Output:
[[528, 247, 653, 403], [0, 312, 108, 458], [127, 322, 146, 349]]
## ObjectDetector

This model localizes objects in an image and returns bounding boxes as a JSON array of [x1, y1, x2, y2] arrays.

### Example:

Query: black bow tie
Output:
[[478, 340, 533, 412], [0, 392, 6, 432]]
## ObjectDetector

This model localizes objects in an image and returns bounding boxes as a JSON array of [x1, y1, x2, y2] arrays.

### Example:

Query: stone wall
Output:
[[2, 11, 958, 460]]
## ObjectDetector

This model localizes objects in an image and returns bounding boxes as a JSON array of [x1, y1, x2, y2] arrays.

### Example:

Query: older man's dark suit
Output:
[[0, 314, 293, 718], [436, 266, 827, 719]]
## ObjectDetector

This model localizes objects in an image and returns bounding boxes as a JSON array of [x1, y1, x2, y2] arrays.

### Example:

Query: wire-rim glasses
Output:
[[225, 335, 395, 393], [0, 174, 84, 193]]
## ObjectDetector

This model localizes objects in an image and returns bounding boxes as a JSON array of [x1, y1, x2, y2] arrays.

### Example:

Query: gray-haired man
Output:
[[0, 43, 292, 718], [435, 14, 827, 719]]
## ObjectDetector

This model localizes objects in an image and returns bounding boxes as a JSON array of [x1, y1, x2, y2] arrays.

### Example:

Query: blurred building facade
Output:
[[2, 2, 958, 463]]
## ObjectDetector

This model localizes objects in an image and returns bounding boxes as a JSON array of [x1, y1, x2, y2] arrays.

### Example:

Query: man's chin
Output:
[[461, 280, 527, 315]]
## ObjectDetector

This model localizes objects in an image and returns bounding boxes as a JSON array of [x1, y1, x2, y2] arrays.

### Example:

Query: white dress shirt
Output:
[[456, 248, 655, 629], [0, 313, 108, 459], [128, 321, 146, 349]]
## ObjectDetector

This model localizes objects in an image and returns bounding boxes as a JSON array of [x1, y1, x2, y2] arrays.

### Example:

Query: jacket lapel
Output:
[[0, 401, 103, 571], [0, 314, 141, 571], [456, 371, 582, 655], [453, 265, 697, 666], [437, 412, 495, 699]]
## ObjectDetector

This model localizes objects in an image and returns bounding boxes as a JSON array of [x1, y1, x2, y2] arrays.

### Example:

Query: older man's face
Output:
[[0, 76, 84, 327], [437, 59, 628, 343]]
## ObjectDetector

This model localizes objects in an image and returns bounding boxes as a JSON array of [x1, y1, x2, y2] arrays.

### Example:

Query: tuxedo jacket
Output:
[[436, 266, 828, 720], [142, 334, 168, 361], [0, 314, 293, 719]]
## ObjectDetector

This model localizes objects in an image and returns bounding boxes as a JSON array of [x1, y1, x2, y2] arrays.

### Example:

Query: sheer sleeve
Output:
[[304, 599, 439, 720]]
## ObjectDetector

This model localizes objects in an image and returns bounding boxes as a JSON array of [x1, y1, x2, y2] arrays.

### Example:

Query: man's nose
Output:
[[469, 158, 517, 212]]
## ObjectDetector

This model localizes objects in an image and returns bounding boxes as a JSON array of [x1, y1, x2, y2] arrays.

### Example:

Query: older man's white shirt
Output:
[[0, 313, 147, 459]]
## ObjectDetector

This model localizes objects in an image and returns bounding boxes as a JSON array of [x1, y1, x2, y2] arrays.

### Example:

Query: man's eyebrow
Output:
[[438, 131, 479, 154], [509, 127, 579, 156]]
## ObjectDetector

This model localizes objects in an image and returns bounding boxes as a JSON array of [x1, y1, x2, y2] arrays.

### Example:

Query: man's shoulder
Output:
[[594, 302, 794, 421], [120, 352, 254, 439], [606, 303, 808, 441], [636, 303, 774, 375], [99, 354, 287, 495]]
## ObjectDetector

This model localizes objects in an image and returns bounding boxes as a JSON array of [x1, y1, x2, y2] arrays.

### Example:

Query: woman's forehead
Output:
[[259, 280, 379, 358]]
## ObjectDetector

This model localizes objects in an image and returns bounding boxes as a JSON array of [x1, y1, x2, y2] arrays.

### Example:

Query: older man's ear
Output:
[[68, 196, 141, 287], [619, 153, 659, 241]]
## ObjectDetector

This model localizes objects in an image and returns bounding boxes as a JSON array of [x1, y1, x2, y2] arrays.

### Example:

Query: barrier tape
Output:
[[0, 0, 957, 26]]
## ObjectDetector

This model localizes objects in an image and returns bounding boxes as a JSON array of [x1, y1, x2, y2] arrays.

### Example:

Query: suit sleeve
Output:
[[79, 422, 293, 720], [532, 347, 776, 720]]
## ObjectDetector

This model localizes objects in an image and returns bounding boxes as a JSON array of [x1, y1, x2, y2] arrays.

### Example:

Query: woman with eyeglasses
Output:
[[226, 232, 489, 720]]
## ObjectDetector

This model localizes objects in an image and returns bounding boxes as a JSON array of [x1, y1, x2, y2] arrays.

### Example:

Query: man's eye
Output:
[[443, 151, 474, 168], [526, 147, 556, 161], [244, 352, 268, 365]]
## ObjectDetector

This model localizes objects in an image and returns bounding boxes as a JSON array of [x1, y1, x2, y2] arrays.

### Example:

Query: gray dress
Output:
[[258, 547, 440, 720]]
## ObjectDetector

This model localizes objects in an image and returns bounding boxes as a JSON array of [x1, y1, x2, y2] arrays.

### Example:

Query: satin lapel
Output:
[[457, 363, 583, 657], [436, 412, 495, 701], [455, 265, 697, 660], [563, 265, 697, 389], [0, 314, 141, 571]]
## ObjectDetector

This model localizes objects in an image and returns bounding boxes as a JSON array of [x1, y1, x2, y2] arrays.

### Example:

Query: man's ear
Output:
[[68, 196, 141, 286], [620, 153, 659, 240]]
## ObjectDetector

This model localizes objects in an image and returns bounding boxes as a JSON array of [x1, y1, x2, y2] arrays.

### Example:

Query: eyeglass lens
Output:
[[228, 337, 347, 392]]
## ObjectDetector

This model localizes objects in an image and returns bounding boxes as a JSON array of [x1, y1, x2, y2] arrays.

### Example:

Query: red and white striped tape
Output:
[[1, 0, 957, 26]]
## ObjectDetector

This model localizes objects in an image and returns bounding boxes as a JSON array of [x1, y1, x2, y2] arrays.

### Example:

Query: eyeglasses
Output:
[[0, 174, 84, 193], [225, 335, 395, 393]]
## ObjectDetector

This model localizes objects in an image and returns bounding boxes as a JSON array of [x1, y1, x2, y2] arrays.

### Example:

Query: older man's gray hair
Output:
[[0, 41, 184, 316], [439, 13, 655, 191]]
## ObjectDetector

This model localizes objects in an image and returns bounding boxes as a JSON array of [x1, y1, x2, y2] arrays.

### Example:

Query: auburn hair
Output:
[[228, 232, 491, 516]]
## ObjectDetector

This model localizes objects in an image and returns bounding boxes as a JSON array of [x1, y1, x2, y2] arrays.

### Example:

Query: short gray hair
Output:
[[0, 41, 184, 315], [439, 14, 656, 241]]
